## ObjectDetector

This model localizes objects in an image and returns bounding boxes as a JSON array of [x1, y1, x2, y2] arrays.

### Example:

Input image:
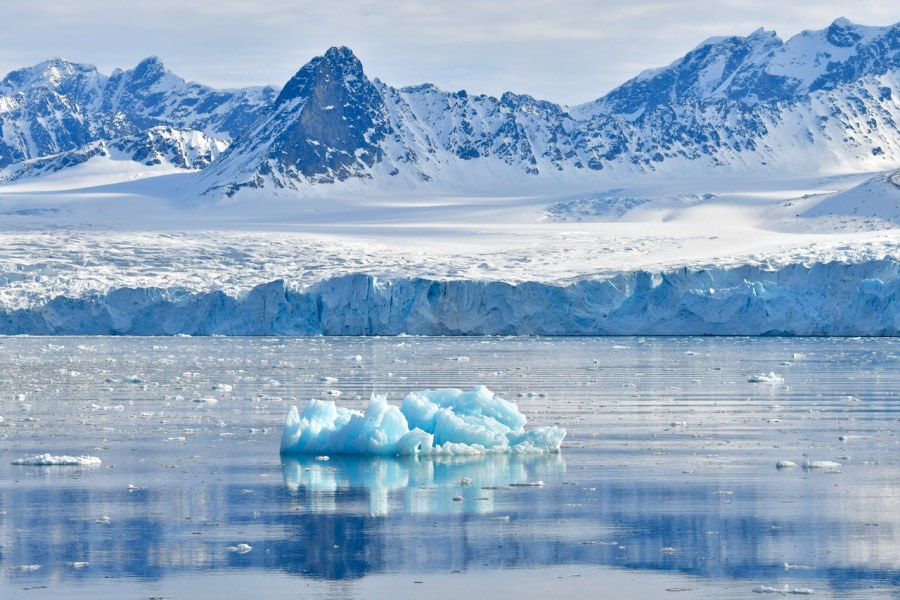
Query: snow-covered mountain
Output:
[[0, 56, 277, 169], [2, 18, 899, 194], [197, 18, 900, 196], [0, 126, 227, 183]]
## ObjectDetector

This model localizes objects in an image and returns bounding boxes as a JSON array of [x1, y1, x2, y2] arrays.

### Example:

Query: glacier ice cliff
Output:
[[0, 259, 896, 336]]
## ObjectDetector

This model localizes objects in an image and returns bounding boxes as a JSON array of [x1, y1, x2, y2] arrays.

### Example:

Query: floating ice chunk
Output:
[[11, 564, 41, 571], [96, 515, 110, 525], [13, 454, 101, 466], [804, 460, 841, 469], [123, 375, 144, 384], [281, 386, 566, 456], [227, 543, 252, 554], [748, 373, 784, 384], [192, 396, 218, 404], [212, 383, 233, 392], [68, 562, 90, 569], [838, 434, 870, 442], [752, 585, 814, 594], [776, 461, 798, 469]]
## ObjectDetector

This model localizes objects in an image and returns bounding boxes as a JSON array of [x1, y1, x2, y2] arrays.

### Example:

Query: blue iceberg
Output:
[[280, 386, 566, 456]]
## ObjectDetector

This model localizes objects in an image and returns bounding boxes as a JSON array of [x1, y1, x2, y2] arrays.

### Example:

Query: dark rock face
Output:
[[270, 46, 387, 179]]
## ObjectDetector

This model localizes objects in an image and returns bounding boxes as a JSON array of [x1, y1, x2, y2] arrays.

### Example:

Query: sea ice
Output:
[[752, 585, 815, 595], [748, 373, 784, 384], [804, 460, 841, 469], [12, 454, 102, 466], [280, 386, 566, 456]]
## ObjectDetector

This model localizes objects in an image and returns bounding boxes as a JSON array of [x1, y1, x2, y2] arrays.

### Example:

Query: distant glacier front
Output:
[[1, 258, 896, 336]]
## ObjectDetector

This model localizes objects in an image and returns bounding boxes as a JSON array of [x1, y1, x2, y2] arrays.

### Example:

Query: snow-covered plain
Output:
[[0, 168, 896, 335]]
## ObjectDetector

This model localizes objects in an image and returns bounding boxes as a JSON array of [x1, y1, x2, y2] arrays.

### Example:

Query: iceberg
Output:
[[280, 386, 566, 456], [12, 454, 102, 466]]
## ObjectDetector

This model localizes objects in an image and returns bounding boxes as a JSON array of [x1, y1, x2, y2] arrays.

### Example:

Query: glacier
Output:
[[280, 386, 566, 456], [0, 258, 895, 336]]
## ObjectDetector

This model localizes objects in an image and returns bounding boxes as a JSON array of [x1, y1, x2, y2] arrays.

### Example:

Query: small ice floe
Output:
[[752, 584, 814, 594], [714, 491, 733, 496], [11, 564, 41, 571], [661, 547, 677, 554], [13, 454, 101, 466], [192, 396, 218, 405], [447, 356, 470, 362], [95, 516, 111, 525], [350, 355, 363, 362], [748, 373, 784, 384], [320, 376, 338, 383], [314, 455, 330, 461], [127, 484, 144, 491], [123, 376, 144, 384], [452, 496, 464, 502], [838, 435, 870, 442], [67, 562, 90, 569], [803, 460, 841, 470], [783, 563, 814, 571], [226, 543, 252, 554], [670, 421, 687, 427], [776, 461, 798, 469], [792, 353, 806, 360], [212, 383, 233, 392], [490, 516, 510, 522], [510, 481, 544, 487], [324, 389, 342, 397], [458, 478, 473, 487]]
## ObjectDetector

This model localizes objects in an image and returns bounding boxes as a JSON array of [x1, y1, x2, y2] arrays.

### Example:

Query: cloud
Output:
[[0, 0, 898, 104]]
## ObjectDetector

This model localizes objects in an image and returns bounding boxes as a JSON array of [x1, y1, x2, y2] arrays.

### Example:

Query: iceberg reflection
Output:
[[281, 453, 566, 516]]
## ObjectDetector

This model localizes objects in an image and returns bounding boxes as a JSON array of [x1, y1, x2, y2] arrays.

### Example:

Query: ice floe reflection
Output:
[[281, 453, 565, 516]]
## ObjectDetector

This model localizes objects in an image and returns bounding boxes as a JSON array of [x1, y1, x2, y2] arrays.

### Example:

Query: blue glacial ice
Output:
[[0, 259, 896, 336], [280, 386, 566, 456]]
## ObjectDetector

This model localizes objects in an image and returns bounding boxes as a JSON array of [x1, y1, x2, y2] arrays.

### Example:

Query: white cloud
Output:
[[0, 0, 898, 104]]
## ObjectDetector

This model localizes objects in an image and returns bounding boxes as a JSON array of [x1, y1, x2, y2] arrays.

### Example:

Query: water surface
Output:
[[0, 336, 897, 598]]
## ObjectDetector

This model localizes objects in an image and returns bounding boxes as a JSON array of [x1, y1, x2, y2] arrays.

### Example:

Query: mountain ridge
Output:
[[2, 17, 899, 195]]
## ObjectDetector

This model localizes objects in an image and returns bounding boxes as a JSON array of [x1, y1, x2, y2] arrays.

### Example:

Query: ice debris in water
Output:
[[226, 543, 252, 554], [12, 454, 102, 466], [280, 386, 566, 456], [804, 460, 842, 469], [748, 373, 784, 384], [752, 584, 815, 594]]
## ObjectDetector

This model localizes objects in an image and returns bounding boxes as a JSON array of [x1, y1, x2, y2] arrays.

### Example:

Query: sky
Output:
[[2, 1, 899, 106]]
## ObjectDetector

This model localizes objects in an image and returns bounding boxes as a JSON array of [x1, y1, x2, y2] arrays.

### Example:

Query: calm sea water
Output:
[[0, 336, 897, 599]]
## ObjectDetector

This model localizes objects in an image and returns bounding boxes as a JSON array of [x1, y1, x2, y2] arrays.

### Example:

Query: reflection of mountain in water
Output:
[[281, 453, 565, 515]]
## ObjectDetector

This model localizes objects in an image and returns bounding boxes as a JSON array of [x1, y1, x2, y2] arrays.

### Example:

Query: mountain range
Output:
[[1, 17, 899, 196]]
